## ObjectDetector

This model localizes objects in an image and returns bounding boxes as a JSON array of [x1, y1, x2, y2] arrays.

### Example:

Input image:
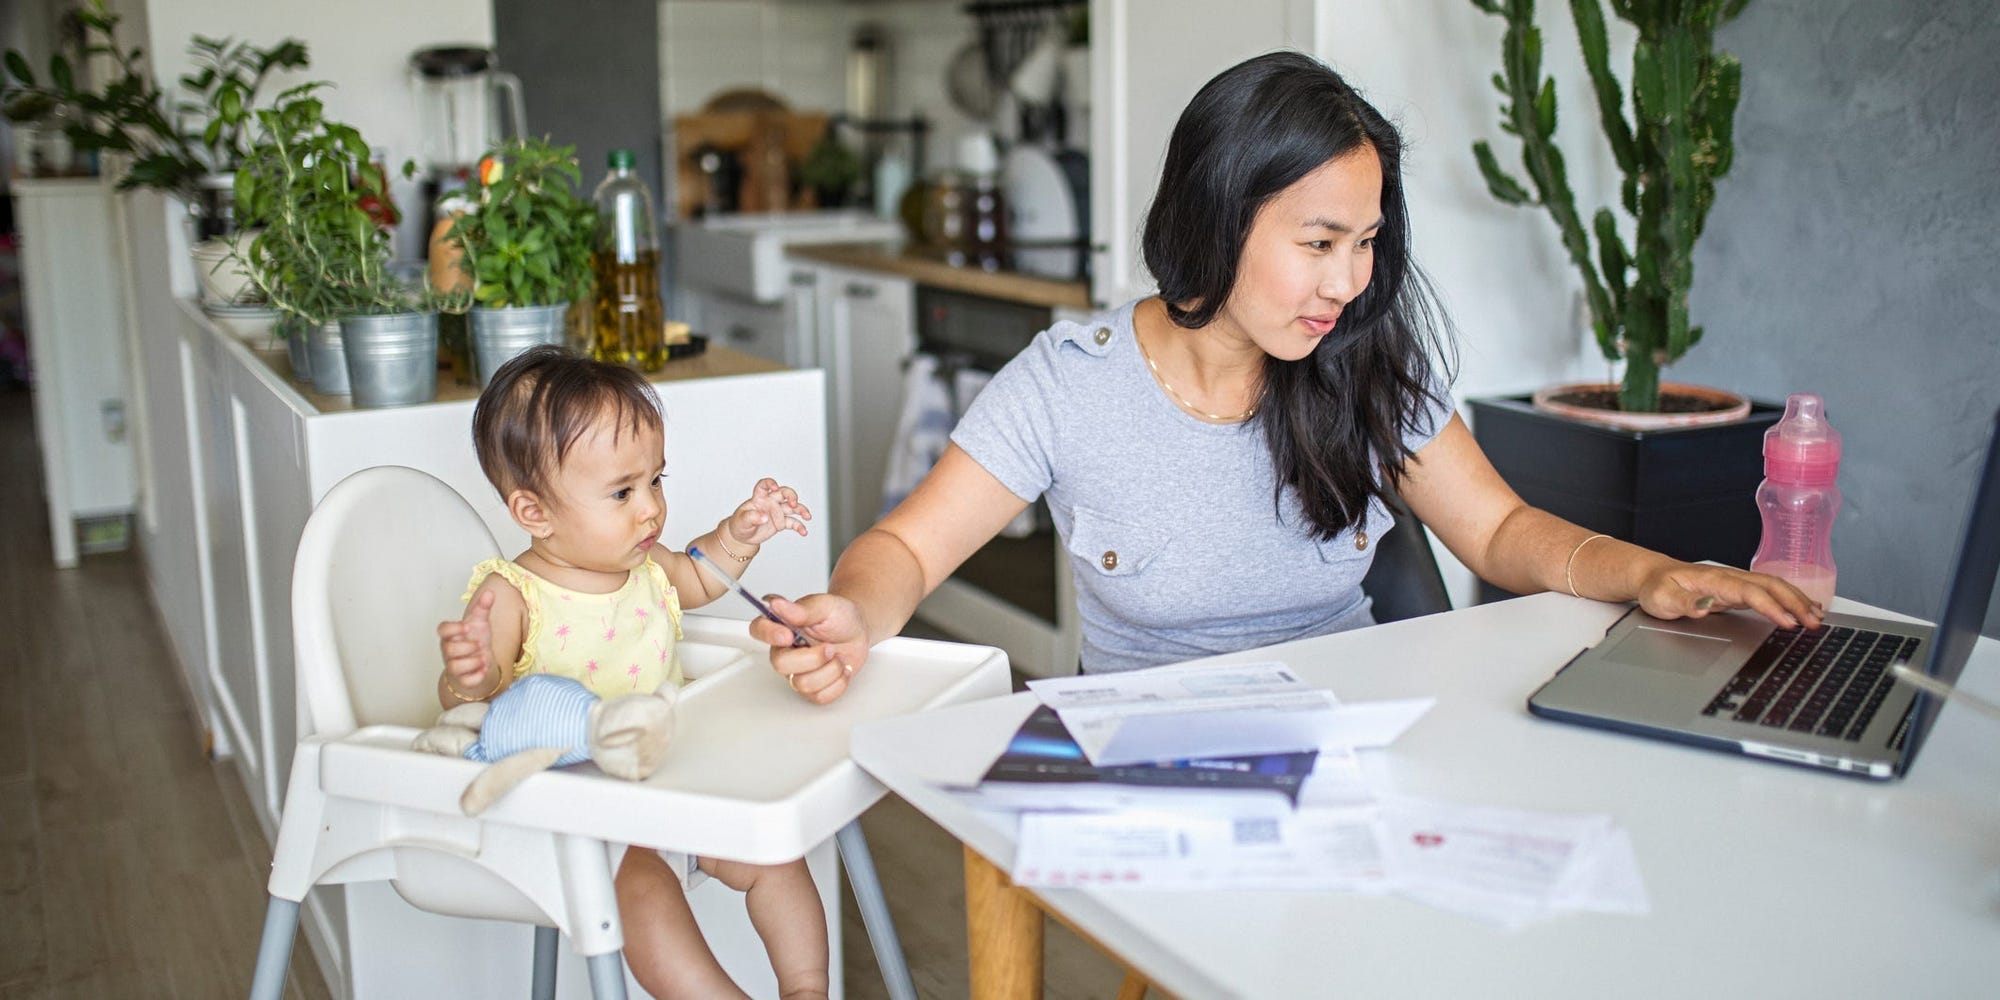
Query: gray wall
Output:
[[492, 0, 664, 223], [1675, 0, 2000, 636]]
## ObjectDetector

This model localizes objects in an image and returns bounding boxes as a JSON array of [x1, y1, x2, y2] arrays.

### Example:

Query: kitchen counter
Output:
[[787, 240, 1093, 312], [246, 337, 787, 414]]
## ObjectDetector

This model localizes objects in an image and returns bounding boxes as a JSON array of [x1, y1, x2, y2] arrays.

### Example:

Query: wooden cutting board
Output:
[[672, 110, 830, 218]]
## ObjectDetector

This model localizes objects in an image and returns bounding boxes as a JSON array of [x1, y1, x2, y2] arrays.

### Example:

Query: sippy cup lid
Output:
[[1764, 393, 1842, 485]]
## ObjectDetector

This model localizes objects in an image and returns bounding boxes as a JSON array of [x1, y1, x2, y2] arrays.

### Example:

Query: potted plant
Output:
[[1464, 0, 1780, 594], [1, 3, 307, 217], [233, 85, 436, 406], [434, 136, 595, 385]]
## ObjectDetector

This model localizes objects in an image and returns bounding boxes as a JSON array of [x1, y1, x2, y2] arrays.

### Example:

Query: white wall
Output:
[[131, 0, 493, 259], [659, 0, 993, 176], [1318, 0, 1632, 606]]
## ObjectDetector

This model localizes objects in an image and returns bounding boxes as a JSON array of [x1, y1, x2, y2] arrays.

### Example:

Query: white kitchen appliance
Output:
[[1001, 143, 1089, 281], [671, 210, 904, 366]]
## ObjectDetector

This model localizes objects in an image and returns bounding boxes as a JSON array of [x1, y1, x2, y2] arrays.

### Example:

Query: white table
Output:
[[850, 593, 2000, 999]]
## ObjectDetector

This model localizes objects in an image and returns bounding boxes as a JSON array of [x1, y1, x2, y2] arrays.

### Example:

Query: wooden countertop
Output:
[[249, 340, 787, 415], [787, 241, 1094, 312]]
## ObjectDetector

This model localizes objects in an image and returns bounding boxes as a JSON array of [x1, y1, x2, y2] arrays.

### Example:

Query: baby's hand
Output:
[[437, 589, 497, 696], [726, 478, 811, 548]]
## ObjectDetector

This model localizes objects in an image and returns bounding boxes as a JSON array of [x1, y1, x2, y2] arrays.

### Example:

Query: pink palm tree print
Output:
[[627, 663, 642, 691], [555, 623, 572, 651]]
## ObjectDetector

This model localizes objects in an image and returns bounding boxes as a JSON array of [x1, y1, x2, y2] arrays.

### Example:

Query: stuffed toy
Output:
[[412, 673, 678, 815]]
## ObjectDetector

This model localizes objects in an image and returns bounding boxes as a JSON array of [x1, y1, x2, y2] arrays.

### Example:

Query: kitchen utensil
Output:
[[946, 40, 998, 120]]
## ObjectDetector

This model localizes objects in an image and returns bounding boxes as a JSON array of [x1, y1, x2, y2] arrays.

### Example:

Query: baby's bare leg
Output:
[[616, 849, 749, 1000], [699, 857, 830, 1000]]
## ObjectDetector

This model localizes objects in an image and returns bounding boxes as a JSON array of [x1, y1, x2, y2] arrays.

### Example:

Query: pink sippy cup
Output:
[[1749, 393, 1842, 607]]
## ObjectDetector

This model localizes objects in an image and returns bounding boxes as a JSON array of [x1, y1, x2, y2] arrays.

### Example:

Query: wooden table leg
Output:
[[964, 844, 1044, 1000]]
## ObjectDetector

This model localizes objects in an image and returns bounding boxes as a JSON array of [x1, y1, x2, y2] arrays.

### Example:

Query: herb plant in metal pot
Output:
[[435, 137, 596, 386], [1464, 0, 1781, 596], [232, 86, 436, 405]]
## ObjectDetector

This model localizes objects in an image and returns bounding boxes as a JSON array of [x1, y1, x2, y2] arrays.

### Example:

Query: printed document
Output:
[[1011, 806, 1393, 892], [1026, 661, 1432, 765], [1379, 797, 1650, 928]]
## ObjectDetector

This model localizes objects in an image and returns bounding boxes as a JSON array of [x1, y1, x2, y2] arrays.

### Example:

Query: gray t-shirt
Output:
[[950, 300, 1453, 673]]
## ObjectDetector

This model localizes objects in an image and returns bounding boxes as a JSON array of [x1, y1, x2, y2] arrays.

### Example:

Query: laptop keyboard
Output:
[[1701, 625, 1922, 741]]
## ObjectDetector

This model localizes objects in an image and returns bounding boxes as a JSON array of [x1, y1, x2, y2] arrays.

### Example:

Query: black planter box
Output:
[[1467, 394, 1783, 603]]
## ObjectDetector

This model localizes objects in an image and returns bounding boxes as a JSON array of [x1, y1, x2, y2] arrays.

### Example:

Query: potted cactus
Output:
[[1464, 0, 1783, 596]]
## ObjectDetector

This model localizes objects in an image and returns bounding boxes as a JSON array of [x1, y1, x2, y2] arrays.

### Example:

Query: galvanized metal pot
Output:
[[341, 311, 439, 408], [306, 320, 349, 395], [470, 302, 569, 387], [284, 321, 312, 383]]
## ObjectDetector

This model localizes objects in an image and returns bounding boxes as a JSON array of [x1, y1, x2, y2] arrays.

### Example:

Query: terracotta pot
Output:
[[1530, 381, 1751, 431]]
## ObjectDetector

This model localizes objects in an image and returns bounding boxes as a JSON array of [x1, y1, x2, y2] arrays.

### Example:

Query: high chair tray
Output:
[[317, 614, 1009, 864]]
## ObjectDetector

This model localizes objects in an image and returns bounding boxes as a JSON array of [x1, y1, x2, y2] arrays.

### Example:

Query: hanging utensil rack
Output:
[[963, 0, 1085, 92]]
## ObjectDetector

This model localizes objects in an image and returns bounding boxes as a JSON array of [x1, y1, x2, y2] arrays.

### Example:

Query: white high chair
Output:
[[249, 465, 1010, 999]]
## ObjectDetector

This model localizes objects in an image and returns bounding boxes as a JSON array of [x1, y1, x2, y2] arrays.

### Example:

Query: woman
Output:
[[755, 51, 1818, 700]]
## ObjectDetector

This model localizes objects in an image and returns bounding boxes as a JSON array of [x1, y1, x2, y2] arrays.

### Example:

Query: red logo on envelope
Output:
[[1412, 832, 1445, 848]]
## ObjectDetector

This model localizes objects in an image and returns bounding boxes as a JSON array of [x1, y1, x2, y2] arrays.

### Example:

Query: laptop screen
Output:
[[1901, 407, 2000, 767]]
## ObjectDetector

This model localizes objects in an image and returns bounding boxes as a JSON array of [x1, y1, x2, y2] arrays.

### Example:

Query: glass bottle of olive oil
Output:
[[590, 149, 666, 370]]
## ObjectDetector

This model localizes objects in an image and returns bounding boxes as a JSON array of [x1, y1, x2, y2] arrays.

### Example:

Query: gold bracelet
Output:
[[1565, 533, 1611, 599], [715, 525, 750, 563], [443, 674, 486, 702]]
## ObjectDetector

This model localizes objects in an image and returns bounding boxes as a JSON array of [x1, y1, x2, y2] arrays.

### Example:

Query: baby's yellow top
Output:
[[463, 557, 686, 696]]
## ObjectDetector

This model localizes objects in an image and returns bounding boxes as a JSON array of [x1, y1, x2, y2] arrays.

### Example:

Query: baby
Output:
[[435, 344, 826, 999]]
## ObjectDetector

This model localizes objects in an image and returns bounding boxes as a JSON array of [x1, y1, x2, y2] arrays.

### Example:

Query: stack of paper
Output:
[[953, 660, 1649, 924], [1379, 797, 1651, 928], [1024, 661, 1434, 766]]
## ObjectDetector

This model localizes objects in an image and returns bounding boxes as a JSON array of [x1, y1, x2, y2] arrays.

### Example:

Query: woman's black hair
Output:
[[1142, 50, 1455, 541]]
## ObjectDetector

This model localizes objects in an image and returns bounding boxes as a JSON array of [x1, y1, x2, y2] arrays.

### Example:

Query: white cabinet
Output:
[[1088, 0, 1322, 306], [13, 178, 137, 566], [781, 261, 917, 549], [810, 266, 915, 548], [684, 287, 796, 367]]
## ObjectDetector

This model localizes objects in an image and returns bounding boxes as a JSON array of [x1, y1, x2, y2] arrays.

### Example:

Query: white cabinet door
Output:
[[781, 266, 821, 371], [816, 267, 915, 548], [13, 179, 137, 565], [1088, 0, 1321, 307], [689, 289, 794, 368]]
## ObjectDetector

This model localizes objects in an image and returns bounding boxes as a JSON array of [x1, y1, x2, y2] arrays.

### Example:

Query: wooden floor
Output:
[[0, 387, 1124, 999]]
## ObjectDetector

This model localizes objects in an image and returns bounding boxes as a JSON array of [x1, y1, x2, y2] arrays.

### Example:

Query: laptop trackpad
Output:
[[1603, 626, 1737, 677]]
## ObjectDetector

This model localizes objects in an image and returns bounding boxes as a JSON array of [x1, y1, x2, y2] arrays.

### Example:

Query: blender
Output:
[[408, 46, 527, 245]]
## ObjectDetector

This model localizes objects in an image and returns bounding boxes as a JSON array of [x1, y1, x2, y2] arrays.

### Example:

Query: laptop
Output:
[[1528, 407, 2000, 779]]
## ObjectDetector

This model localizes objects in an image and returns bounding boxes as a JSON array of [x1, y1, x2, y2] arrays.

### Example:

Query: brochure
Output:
[[955, 706, 1319, 817]]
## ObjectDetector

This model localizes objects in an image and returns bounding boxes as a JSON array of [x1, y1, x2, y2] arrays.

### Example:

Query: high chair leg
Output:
[[839, 819, 918, 1000], [586, 953, 629, 1000], [248, 895, 300, 1000], [531, 925, 558, 1000]]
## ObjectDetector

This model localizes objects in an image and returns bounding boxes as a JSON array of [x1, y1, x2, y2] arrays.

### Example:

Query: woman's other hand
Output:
[[1635, 562, 1824, 631], [750, 593, 870, 704]]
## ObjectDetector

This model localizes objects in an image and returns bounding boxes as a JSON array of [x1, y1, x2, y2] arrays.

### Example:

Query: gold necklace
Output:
[[1135, 330, 1258, 423]]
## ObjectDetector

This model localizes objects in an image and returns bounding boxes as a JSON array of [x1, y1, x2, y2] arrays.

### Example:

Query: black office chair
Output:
[[1360, 491, 1453, 623]]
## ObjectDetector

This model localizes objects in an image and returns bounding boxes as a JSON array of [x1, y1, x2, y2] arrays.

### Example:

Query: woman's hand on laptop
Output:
[[1635, 561, 1823, 631]]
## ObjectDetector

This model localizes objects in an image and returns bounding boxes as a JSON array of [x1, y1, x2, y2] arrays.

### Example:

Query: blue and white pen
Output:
[[687, 544, 812, 648]]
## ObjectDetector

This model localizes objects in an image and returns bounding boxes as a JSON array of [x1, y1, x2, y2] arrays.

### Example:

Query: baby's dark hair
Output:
[[471, 345, 664, 502]]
